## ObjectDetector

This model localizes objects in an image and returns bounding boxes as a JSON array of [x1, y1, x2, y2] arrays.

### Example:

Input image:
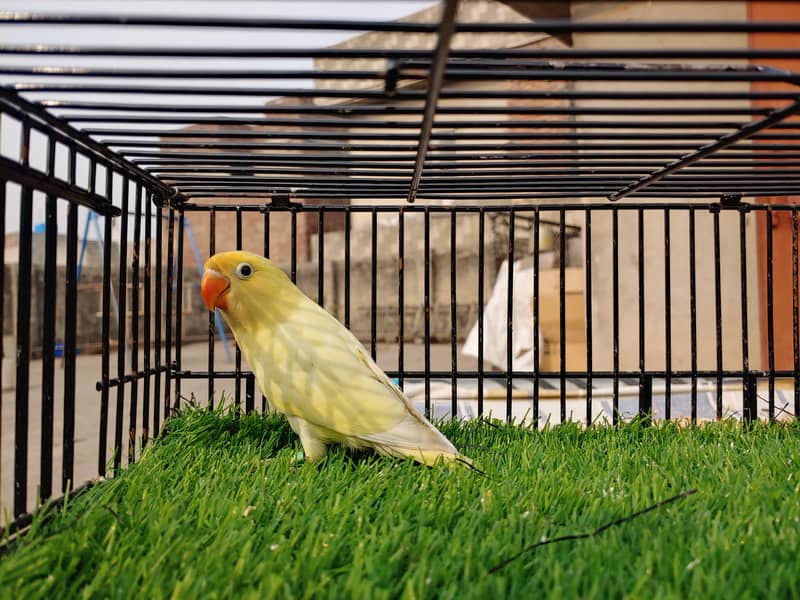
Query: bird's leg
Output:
[[299, 434, 329, 462], [285, 415, 329, 462]]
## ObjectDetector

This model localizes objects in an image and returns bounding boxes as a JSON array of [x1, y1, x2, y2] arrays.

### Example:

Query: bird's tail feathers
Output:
[[373, 444, 483, 474], [355, 412, 481, 471]]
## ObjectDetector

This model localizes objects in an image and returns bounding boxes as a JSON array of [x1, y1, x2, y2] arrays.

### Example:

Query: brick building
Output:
[[167, 98, 349, 271], [163, 0, 776, 370]]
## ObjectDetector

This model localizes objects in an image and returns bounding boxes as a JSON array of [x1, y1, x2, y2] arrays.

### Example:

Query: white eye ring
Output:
[[235, 262, 254, 279]]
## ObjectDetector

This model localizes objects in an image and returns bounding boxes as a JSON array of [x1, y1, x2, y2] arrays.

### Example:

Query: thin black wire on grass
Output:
[[488, 488, 698, 574]]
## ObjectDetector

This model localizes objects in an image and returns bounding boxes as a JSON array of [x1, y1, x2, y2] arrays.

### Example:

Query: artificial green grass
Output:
[[1, 408, 799, 599]]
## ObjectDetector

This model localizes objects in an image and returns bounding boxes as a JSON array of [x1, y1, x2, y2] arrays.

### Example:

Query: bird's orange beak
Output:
[[201, 269, 230, 312]]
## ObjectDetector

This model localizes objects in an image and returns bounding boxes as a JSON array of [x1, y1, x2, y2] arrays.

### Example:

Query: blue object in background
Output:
[[54, 343, 81, 358], [33, 223, 46, 234]]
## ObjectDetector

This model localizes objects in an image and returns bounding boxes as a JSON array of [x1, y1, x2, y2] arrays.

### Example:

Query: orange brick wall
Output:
[[749, 0, 800, 370]]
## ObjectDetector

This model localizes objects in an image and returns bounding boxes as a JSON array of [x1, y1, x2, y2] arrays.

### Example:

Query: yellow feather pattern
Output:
[[204, 251, 473, 468]]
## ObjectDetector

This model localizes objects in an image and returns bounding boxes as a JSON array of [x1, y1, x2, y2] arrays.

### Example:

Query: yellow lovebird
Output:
[[201, 250, 473, 468]]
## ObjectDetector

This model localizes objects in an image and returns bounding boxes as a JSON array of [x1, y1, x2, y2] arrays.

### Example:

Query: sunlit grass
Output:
[[1, 406, 799, 599]]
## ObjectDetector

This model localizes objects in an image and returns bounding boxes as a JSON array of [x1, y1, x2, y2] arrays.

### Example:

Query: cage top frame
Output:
[[2, 0, 800, 207]]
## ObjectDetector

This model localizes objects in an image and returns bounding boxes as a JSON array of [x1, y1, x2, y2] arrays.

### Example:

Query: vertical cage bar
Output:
[[164, 207, 175, 420], [153, 202, 163, 436], [664, 209, 672, 419], [98, 169, 113, 476], [506, 208, 515, 423], [739, 209, 750, 417], [208, 209, 216, 410], [637, 208, 646, 420], [39, 136, 57, 501], [371, 208, 378, 361], [245, 373, 255, 414], [450, 210, 457, 419], [142, 191, 152, 447], [637, 208, 645, 375], [558, 209, 566, 423], [88, 157, 97, 197], [689, 208, 698, 423], [113, 178, 130, 475], [263, 207, 270, 259], [639, 374, 653, 423], [424, 207, 431, 417], [262, 207, 270, 412], [234, 207, 242, 407], [744, 372, 757, 424], [584, 208, 593, 427], [14, 120, 32, 517], [713, 209, 723, 419], [290, 208, 297, 284], [318, 207, 324, 307], [174, 212, 185, 409], [612, 209, 620, 424], [532, 208, 540, 428], [477, 208, 485, 417], [128, 184, 142, 464], [344, 208, 351, 330], [765, 207, 775, 419], [76, 158, 95, 284], [793, 209, 800, 420], [398, 207, 404, 389]]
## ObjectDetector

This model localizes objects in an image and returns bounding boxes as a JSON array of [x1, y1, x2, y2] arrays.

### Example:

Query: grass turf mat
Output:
[[1, 409, 799, 599]]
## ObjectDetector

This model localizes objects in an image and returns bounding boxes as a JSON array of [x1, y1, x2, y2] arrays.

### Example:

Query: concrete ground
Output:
[[1, 341, 478, 520]]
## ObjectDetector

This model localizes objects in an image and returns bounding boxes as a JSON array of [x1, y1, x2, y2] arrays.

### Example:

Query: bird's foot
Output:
[[290, 449, 306, 465]]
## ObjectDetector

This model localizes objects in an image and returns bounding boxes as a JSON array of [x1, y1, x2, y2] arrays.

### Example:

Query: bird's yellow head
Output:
[[201, 250, 290, 316]]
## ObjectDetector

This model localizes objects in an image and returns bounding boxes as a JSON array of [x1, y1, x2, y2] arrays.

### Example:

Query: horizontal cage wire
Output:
[[0, 0, 799, 534]]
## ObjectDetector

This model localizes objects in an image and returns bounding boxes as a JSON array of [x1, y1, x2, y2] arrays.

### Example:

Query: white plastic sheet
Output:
[[462, 257, 551, 370]]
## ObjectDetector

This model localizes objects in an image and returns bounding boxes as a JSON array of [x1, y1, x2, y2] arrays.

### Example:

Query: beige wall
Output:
[[571, 1, 762, 371]]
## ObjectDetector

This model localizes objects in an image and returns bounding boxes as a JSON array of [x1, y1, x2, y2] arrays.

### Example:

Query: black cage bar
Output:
[[2, 1, 800, 529]]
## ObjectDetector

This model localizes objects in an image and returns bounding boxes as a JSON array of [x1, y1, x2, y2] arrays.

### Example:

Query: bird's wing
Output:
[[261, 299, 455, 454], [349, 342, 459, 455], [352, 342, 436, 428], [248, 299, 407, 436], [310, 303, 457, 454]]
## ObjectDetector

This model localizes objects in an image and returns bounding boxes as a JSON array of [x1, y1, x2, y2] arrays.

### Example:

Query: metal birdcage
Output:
[[2, 0, 800, 532]]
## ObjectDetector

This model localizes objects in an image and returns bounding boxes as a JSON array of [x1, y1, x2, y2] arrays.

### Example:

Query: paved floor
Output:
[[1, 341, 477, 519]]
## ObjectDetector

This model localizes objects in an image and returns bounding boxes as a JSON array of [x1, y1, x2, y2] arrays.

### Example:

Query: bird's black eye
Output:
[[235, 262, 253, 279]]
